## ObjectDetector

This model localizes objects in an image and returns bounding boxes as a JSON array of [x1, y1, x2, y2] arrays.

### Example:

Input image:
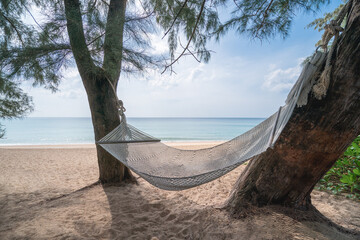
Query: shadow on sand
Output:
[[102, 181, 360, 240]]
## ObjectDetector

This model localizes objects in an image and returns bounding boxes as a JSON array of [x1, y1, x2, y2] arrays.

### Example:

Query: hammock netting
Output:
[[98, 52, 326, 190]]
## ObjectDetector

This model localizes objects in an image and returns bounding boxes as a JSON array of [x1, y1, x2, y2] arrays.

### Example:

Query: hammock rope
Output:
[[313, 0, 352, 100], [98, 51, 326, 190], [98, 2, 352, 190]]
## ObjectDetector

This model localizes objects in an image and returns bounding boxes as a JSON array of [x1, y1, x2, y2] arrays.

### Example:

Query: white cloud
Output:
[[149, 33, 169, 55], [263, 58, 304, 92], [57, 89, 84, 99], [135, 60, 208, 89], [118, 54, 287, 118], [62, 67, 81, 80], [57, 67, 85, 99]]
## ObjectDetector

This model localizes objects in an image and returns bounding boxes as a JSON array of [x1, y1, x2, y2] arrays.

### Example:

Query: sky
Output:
[[22, 1, 341, 118]]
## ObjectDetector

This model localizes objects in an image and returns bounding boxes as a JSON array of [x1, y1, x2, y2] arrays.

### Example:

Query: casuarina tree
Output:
[[0, 0, 165, 182]]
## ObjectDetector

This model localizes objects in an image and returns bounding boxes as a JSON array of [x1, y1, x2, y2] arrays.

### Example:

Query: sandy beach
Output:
[[0, 142, 359, 239]]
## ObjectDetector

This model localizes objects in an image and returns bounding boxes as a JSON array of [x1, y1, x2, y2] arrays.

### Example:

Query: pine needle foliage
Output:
[[146, 0, 329, 71], [0, 0, 164, 137], [215, 0, 329, 40], [147, 0, 225, 64], [307, 0, 348, 47], [302, 1, 349, 67], [307, 0, 347, 32], [0, 0, 163, 83], [0, 76, 33, 138]]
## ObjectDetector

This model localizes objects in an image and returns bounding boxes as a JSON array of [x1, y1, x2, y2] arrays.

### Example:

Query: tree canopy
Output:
[[1, 0, 331, 90], [0, 76, 33, 138], [0, 0, 161, 137], [0, 0, 165, 84]]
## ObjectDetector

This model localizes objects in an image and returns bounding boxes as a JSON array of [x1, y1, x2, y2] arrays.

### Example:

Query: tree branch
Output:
[[255, 0, 274, 38], [100, 0, 110, 7], [64, 0, 95, 78], [162, 0, 189, 39], [179, 40, 200, 62], [87, 32, 105, 46], [21, 3, 58, 45], [125, 9, 154, 22], [81, 0, 98, 14], [102, 0, 127, 84], [252, 0, 268, 17], [162, 0, 206, 74], [164, 0, 176, 15], [0, 10, 24, 45]]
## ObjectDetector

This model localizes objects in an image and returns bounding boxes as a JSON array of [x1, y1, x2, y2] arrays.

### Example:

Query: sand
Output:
[[0, 143, 359, 240]]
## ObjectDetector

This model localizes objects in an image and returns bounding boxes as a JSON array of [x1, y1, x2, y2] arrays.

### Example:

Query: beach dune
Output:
[[0, 143, 359, 239]]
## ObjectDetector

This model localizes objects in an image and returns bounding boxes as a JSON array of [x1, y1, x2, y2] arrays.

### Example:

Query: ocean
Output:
[[0, 117, 265, 145]]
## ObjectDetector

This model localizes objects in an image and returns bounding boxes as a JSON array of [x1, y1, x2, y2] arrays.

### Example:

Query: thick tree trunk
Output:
[[83, 72, 134, 183], [226, 1, 360, 213], [64, 0, 134, 183]]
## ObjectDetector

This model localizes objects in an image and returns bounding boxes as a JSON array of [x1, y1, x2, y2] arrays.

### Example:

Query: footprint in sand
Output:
[[166, 214, 177, 221], [159, 209, 171, 217], [141, 203, 164, 212]]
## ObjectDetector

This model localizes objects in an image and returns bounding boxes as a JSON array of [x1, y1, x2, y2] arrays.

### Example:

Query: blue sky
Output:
[[23, 1, 341, 118]]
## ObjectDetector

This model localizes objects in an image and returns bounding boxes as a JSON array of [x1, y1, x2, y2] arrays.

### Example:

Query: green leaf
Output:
[[340, 175, 354, 184], [353, 141, 360, 149], [355, 160, 360, 168]]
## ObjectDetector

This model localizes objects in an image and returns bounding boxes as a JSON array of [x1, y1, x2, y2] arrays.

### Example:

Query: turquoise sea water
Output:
[[0, 117, 265, 145]]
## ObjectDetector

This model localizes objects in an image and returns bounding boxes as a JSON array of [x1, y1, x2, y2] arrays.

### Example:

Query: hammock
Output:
[[98, 52, 326, 190]]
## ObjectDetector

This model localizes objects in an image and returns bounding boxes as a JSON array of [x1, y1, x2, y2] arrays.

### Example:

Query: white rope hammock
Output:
[[98, 51, 326, 190]]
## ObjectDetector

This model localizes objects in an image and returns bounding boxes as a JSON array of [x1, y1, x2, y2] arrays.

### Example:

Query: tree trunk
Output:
[[64, 0, 134, 183], [226, 1, 360, 213], [83, 72, 134, 183]]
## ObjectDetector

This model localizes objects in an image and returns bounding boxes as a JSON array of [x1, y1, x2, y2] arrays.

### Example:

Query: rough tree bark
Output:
[[64, 0, 134, 183], [226, 1, 360, 213]]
